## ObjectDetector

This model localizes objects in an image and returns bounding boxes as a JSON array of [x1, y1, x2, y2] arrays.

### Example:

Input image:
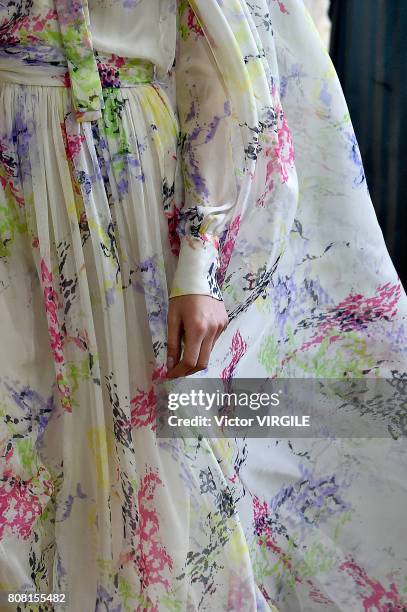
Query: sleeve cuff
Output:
[[169, 235, 223, 301]]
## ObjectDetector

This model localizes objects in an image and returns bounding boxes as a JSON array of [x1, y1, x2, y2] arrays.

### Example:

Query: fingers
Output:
[[166, 307, 182, 373], [187, 330, 217, 375], [166, 296, 230, 379], [188, 316, 228, 375], [168, 319, 228, 379], [166, 320, 205, 379]]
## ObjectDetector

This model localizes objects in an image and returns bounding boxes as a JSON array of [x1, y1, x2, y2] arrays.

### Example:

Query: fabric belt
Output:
[[1, 0, 155, 123], [0, 51, 156, 114]]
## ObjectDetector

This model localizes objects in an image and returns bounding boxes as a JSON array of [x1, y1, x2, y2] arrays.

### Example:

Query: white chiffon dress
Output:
[[0, 1, 406, 611]]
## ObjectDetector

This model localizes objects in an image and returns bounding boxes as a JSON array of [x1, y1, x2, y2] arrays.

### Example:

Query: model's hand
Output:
[[166, 295, 229, 379]]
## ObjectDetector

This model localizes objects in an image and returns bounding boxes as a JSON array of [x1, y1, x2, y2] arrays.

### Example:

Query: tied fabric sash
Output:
[[54, 0, 271, 139], [54, 0, 104, 122], [55, 0, 287, 296]]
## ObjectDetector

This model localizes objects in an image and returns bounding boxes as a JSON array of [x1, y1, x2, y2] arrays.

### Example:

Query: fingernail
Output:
[[167, 356, 174, 370]]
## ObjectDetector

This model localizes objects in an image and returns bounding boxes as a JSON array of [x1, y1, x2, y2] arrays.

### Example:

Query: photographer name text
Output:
[[167, 415, 310, 428]]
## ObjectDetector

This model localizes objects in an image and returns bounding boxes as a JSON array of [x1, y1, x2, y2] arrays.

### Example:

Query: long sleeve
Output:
[[169, 1, 238, 301]]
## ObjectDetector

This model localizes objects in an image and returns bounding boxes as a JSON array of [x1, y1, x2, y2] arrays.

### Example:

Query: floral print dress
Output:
[[0, 1, 406, 611]]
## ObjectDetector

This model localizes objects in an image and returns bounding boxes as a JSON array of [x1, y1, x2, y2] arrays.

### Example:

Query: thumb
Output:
[[167, 305, 182, 371]]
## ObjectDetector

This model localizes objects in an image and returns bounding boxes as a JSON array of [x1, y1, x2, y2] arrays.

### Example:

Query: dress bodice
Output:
[[88, 0, 176, 73]]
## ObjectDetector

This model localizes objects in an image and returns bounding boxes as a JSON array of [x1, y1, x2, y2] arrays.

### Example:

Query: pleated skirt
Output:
[[0, 81, 278, 611], [1, 66, 407, 612]]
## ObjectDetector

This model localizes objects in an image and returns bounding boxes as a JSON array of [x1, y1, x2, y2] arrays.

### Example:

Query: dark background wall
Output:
[[329, 0, 407, 285]]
